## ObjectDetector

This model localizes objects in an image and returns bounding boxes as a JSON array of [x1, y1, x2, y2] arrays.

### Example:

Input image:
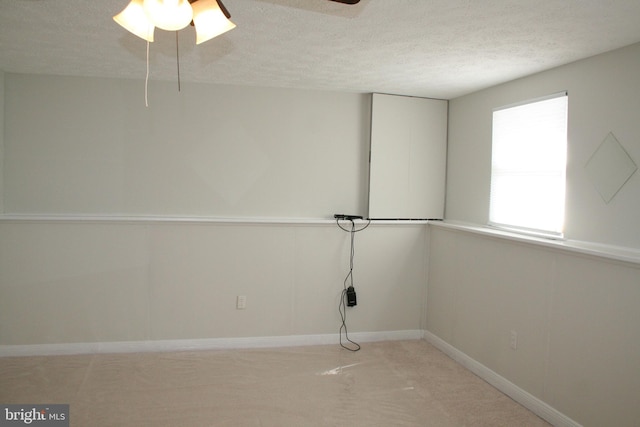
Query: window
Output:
[[490, 92, 568, 236]]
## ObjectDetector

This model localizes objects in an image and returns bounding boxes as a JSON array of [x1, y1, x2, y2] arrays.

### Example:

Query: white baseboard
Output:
[[0, 330, 424, 357], [423, 330, 582, 427]]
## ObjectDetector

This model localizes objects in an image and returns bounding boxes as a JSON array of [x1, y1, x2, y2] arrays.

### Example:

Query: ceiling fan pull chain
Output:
[[145, 39, 150, 107], [176, 30, 181, 92]]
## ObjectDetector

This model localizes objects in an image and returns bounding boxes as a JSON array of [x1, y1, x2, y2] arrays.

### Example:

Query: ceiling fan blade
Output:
[[188, 0, 232, 19], [328, 0, 361, 4], [216, 0, 232, 19]]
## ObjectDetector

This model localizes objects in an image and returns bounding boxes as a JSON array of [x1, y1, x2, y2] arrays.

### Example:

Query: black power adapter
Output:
[[346, 286, 357, 307], [334, 214, 364, 221]]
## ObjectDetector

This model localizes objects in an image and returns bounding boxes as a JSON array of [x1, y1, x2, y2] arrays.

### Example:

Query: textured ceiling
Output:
[[2, 0, 640, 99]]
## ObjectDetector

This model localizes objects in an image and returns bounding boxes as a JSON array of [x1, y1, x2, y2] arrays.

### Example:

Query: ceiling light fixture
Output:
[[113, 0, 236, 44]]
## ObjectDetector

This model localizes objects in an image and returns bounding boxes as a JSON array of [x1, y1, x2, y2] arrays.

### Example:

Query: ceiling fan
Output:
[[114, 0, 361, 45], [113, 0, 361, 103]]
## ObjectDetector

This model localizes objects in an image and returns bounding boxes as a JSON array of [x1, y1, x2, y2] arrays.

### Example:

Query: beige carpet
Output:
[[0, 339, 550, 426]]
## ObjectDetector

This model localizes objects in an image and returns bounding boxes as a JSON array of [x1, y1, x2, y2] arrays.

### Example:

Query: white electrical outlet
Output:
[[510, 330, 518, 350], [237, 295, 247, 310]]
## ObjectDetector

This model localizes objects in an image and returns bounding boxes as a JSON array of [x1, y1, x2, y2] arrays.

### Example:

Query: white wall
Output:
[[0, 220, 427, 345], [430, 43, 640, 426], [3, 74, 370, 218], [0, 71, 4, 214], [427, 225, 640, 427], [446, 42, 640, 249], [0, 74, 428, 347]]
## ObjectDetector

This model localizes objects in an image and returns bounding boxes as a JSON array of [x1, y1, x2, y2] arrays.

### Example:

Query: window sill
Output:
[[429, 220, 640, 267]]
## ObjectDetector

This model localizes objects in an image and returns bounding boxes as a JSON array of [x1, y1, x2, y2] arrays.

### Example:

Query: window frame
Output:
[[488, 91, 569, 239]]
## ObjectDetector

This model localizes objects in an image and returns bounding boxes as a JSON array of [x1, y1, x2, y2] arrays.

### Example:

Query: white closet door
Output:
[[369, 93, 447, 219]]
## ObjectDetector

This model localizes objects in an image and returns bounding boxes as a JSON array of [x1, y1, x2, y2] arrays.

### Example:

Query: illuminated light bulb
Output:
[[143, 0, 193, 31]]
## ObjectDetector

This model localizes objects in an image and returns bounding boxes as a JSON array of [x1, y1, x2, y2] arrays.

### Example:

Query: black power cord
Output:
[[335, 215, 371, 351]]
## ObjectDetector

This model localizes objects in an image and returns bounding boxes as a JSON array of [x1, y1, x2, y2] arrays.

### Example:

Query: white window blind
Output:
[[490, 93, 568, 236]]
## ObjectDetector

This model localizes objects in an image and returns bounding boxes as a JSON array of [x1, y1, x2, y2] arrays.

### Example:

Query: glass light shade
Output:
[[143, 0, 193, 31], [192, 0, 236, 44], [113, 0, 155, 42]]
